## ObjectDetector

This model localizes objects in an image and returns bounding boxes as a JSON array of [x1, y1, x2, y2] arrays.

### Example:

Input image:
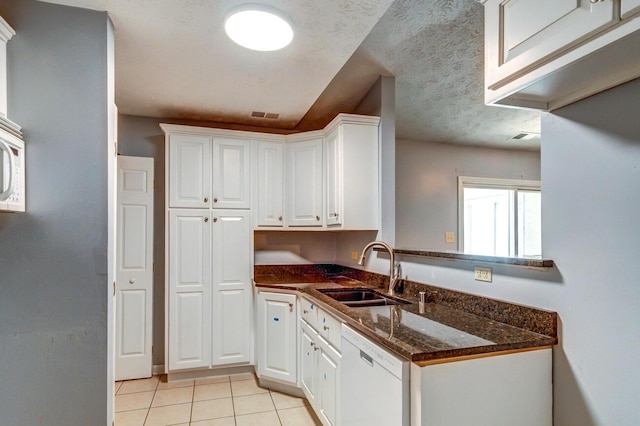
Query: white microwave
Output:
[[0, 130, 25, 212]]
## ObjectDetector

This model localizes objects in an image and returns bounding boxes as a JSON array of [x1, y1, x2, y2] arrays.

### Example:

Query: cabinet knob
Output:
[[303, 309, 308, 315], [204, 217, 209, 223], [213, 197, 218, 203], [331, 212, 338, 217], [316, 215, 320, 221], [204, 197, 208, 203], [288, 303, 293, 312], [129, 278, 135, 284], [310, 342, 315, 348], [278, 216, 283, 221], [213, 217, 218, 223], [323, 325, 329, 331]]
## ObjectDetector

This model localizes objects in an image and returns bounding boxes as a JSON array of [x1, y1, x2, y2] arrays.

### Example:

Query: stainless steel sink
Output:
[[318, 288, 411, 307]]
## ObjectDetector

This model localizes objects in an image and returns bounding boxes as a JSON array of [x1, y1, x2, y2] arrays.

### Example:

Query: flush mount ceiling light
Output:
[[224, 5, 293, 51]]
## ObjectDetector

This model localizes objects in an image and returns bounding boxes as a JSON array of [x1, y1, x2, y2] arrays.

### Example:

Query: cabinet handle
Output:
[[204, 217, 209, 223], [213, 217, 218, 223], [204, 197, 208, 203], [316, 215, 320, 221], [323, 325, 329, 331], [213, 197, 218, 203], [590, 0, 605, 3]]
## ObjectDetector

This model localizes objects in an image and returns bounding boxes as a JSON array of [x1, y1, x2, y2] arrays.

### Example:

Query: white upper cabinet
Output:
[[256, 141, 284, 227], [485, 0, 617, 90], [483, 0, 640, 111], [168, 133, 211, 208], [324, 116, 379, 230], [286, 138, 324, 227], [622, 0, 640, 19], [211, 138, 251, 209]]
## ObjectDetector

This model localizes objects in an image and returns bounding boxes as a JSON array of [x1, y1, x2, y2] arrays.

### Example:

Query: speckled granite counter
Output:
[[254, 264, 558, 365]]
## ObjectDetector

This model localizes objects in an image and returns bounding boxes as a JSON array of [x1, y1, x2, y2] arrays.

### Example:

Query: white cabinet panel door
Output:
[[116, 156, 154, 381], [257, 292, 297, 384], [325, 129, 341, 227], [168, 134, 211, 208], [622, 0, 640, 19], [257, 141, 284, 227], [211, 138, 251, 209], [485, 0, 617, 89], [300, 321, 318, 405], [211, 210, 252, 365], [318, 344, 340, 426], [168, 210, 211, 370], [286, 139, 323, 227]]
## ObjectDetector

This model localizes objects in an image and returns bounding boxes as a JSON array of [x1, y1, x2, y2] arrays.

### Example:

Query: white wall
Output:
[[396, 139, 540, 251], [374, 79, 640, 425]]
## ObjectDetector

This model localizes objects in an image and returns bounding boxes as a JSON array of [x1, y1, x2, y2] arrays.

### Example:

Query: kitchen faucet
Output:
[[357, 240, 400, 296]]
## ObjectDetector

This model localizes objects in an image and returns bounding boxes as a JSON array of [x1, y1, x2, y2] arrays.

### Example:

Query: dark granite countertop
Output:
[[254, 265, 558, 365]]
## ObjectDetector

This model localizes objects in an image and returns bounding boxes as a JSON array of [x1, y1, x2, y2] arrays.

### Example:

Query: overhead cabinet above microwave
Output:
[[481, 0, 640, 111]]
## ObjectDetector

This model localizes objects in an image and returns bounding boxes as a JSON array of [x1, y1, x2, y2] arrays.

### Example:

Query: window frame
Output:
[[457, 176, 541, 257]]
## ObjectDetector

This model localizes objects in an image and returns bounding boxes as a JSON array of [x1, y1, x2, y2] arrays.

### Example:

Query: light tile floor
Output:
[[115, 373, 322, 426]]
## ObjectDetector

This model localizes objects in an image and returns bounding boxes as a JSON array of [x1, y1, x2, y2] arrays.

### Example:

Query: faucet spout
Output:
[[357, 240, 400, 296]]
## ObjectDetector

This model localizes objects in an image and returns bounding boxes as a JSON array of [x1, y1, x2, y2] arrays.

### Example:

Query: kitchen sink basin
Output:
[[318, 288, 411, 307]]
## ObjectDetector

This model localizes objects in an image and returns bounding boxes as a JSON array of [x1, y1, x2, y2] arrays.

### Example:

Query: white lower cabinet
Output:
[[256, 291, 297, 385], [300, 311, 342, 426], [167, 209, 252, 372]]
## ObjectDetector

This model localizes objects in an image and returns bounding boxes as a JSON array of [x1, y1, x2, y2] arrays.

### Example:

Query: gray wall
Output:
[[0, 1, 109, 424], [396, 140, 540, 250], [387, 79, 640, 424]]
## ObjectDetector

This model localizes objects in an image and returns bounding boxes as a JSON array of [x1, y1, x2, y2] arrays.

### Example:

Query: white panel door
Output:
[[211, 138, 251, 209], [286, 139, 323, 227], [211, 210, 252, 365], [168, 134, 211, 208], [318, 343, 340, 426], [168, 210, 211, 370], [485, 0, 617, 89], [115, 156, 154, 381], [257, 141, 284, 226], [300, 321, 318, 406], [622, 0, 640, 19], [257, 292, 297, 384]]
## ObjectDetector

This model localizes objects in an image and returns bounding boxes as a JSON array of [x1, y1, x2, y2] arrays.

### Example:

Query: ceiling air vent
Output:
[[251, 111, 279, 119], [511, 132, 538, 141]]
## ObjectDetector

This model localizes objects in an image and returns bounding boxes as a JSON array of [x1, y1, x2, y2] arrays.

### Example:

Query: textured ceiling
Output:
[[39, 0, 541, 149]]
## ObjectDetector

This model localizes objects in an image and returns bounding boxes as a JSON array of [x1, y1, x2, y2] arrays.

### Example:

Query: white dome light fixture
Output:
[[224, 4, 294, 52]]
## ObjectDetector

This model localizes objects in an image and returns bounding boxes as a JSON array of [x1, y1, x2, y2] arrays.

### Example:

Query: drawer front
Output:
[[299, 297, 318, 329], [318, 307, 342, 352]]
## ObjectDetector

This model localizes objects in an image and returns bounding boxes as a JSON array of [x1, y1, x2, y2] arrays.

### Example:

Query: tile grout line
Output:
[[270, 389, 285, 426]]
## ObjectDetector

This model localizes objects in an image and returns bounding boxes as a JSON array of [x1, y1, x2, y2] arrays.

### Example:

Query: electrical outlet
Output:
[[445, 232, 456, 243], [474, 267, 492, 282], [351, 251, 358, 260]]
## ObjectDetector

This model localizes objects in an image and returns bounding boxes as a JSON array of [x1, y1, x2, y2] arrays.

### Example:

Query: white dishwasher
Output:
[[341, 324, 409, 425]]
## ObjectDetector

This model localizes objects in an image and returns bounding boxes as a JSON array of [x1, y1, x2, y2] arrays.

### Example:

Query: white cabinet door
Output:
[[622, 0, 640, 19], [317, 341, 340, 426], [300, 321, 318, 405], [168, 210, 211, 370], [286, 138, 323, 227], [257, 141, 284, 227], [257, 291, 297, 384], [168, 134, 211, 208], [211, 138, 251, 209], [325, 121, 379, 230], [485, 0, 617, 90], [211, 210, 252, 366], [325, 129, 341, 227]]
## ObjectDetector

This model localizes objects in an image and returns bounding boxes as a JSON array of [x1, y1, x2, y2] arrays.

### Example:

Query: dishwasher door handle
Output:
[[360, 350, 374, 367]]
